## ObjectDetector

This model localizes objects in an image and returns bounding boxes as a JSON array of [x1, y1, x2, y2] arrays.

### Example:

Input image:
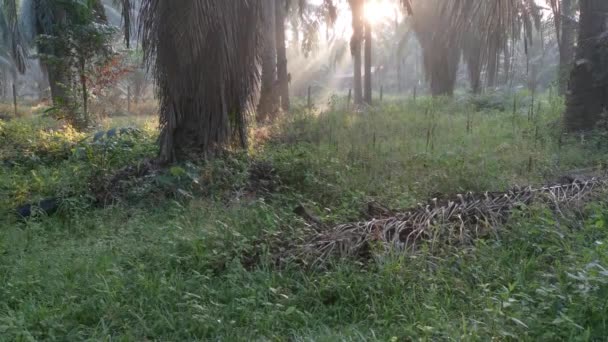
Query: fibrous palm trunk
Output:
[[275, 0, 290, 111], [257, 0, 279, 122], [45, 7, 70, 107], [464, 35, 483, 94], [0, 69, 5, 99], [425, 48, 459, 96], [47, 63, 69, 106], [502, 42, 511, 85], [364, 19, 372, 105], [140, 0, 263, 163], [412, 0, 460, 97], [558, 0, 575, 95], [349, 0, 364, 104], [564, 0, 608, 131]]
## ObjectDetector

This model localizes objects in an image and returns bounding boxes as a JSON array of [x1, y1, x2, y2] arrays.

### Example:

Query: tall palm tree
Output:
[[257, 0, 279, 122], [411, 0, 461, 96], [463, 33, 483, 94], [0, 1, 20, 103], [564, 0, 608, 131], [349, 0, 364, 104], [276, 0, 290, 111], [550, 0, 576, 95], [412, 0, 540, 96], [363, 14, 372, 104], [138, 0, 264, 162]]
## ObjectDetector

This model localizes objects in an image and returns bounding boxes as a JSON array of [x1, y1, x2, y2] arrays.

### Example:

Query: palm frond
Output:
[[294, 177, 608, 267]]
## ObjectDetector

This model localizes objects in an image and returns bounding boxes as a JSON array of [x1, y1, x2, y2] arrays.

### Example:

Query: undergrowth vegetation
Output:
[[1, 94, 608, 340]]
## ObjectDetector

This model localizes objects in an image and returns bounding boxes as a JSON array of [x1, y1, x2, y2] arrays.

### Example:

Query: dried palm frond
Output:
[[293, 177, 608, 267]]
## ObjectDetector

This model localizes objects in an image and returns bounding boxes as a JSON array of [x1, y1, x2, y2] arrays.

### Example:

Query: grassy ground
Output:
[[1, 94, 608, 340]]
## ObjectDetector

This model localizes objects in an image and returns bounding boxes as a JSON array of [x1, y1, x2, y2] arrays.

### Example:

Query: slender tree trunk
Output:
[[564, 0, 608, 131], [364, 20, 372, 105], [486, 55, 498, 89], [80, 58, 88, 126], [12, 82, 17, 117], [350, 0, 364, 104], [502, 42, 511, 85], [397, 55, 402, 93], [0, 69, 5, 99], [558, 0, 576, 95], [45, 8, 70, 108], [467, 58, 482, 94], [275, 0, 290, 111], [127, 85, 132, 113], [257, 0, 279, 121], [47, 64, 69, 107], [464, 35, 483, 94], [394, 14, 402, 94], [485, 33, 500, 89]]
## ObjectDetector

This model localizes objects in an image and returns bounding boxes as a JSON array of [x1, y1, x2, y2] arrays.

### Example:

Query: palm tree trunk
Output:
[[502, 42, 511, 85], [412, 0, 459, 97], [45, 8, 70, 108], [47, 63, 69, 107], [426, 49, 459, 97], [466, 58, 482, 94], [564, 0, 608, 131], [558, 0, 575, 95], [275, 0, 290, 111], [485, 33, 500, 89], [364, 20, 372, 105], [146, 0, 264, 163], [79, 58, 88, 126], [0, 69, 5, 99], [257, 0, 279, 121], [464, 35, 483, 94], [12, 80, 17, 117], [486, 54, 498, 89], [350, 0, 364, 104]]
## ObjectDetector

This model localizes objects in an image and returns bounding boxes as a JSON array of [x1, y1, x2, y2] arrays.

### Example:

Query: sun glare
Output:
[[364, 0, 397, 25]]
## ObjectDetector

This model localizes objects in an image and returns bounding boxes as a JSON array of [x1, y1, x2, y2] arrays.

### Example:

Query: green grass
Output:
[[1, 94, 608, 340]]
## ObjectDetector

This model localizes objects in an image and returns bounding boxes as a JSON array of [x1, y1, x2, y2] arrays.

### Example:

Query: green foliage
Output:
[[1, 96, 608, 340], [37, 20, 117, 127], [265, 93, 606, 210], [1, 193, 607, 340], [0, 115, 157, 215]]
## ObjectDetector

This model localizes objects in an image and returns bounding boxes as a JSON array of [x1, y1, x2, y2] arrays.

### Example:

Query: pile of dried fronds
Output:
[[287, 177, 608, 267]]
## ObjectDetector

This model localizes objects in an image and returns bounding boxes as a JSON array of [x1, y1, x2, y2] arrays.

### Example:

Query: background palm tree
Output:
[[564, 0, 608, 131], [363, 11, 372, 105], [550, 0, 577, 95], [411, 0, 461, 96], [348, 0, 364, 104], [257, 0, 279, 122], [412, 0, 542, 96], [276, 0, 290, 111]]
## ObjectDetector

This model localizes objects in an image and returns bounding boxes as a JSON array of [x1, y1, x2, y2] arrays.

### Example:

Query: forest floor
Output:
[[1, 94, 608, 340]]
